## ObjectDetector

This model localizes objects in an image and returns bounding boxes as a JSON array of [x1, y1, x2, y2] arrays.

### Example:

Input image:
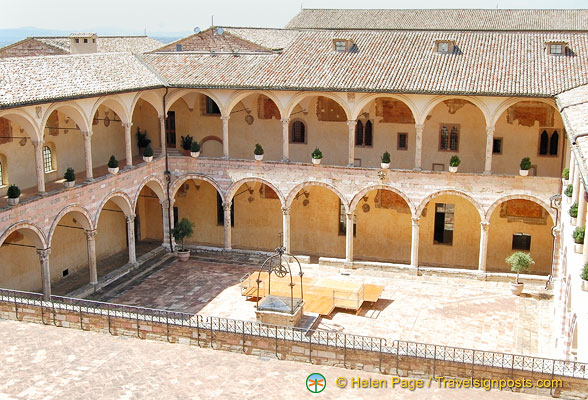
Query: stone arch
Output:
[[352, 93, 420, 122], [485, 194, 556, 222], [286, 181, 349, 212], [94, 191, 134, 226], [133, 175, 166, 209], [170, 174, 224, 202], [285, 92, 352, 120], [0, 109, 41, 141], [419, 95, 491, 127], [130, 90, 164, 117], [416, 189, 484, 219], [226, 90, 285, 120], [91, 96, 131, 125], [226, 177, 286, 206], [350, 184, 415, 216], [42, 102, 91, 134], [0, 221, 47, 249], [490, 97, 557, 127], [48, 204, 94, 245], [165, 89, 224, 115]]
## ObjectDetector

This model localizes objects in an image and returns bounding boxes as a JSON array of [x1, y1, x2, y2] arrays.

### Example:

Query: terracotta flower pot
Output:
[[6, 197, 19, 206], [64, 180, 75, 188], [510, 282, 524, 296], [176, 250, 190, 262]]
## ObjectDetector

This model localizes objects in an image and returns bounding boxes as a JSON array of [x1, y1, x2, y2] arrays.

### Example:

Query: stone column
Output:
[[572, 164, 581, 204], [32, 140, 46, 194], [414, 123, 424, 170], [37, 248, 51, 300], [583, 222, 588, 266], [578, 184, 587, 227], [282, 206, 291, 253], [411, 217, 420, 268], [126, 214, 137, 265], [484, 126, 495, 175], [347, 120, 357, 166], [281, 118, 290, 161], [221, 115, 230, 159], [82, 130, 94, 181], [159, 115, 167, 157], [223, 202, 232, 249], [160, 199, 173, 250], [345, 212, 354, 265], [478, 221, 490, 273], [85, 230, 98, 285], [123, 122, 133, 168]]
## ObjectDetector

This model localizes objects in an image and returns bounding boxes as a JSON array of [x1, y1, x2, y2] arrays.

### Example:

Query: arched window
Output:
[[43, 146, 53, 173], [550, 130, 559, 155], [539, 130, 549, 155], [355, 120, 364, 146], [0, 161, 3, 186], [290, 121, 306, 143], [364, 121, 373, 146]]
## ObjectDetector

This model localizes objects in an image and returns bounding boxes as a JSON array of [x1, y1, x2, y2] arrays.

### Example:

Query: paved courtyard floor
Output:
[[0, 319, 547, 400], [110, 258, 554, 358]]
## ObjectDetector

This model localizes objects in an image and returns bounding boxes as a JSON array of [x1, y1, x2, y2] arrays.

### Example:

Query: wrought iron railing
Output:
[[1, 287, 586, 379]]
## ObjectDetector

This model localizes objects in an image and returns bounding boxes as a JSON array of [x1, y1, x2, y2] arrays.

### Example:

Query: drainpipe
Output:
[[162, 87, 173, 252]]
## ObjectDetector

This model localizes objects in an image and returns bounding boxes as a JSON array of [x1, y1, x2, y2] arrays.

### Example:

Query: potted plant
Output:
[[180, 134, 193, 156], [107, 155, 119, 174], [581, 262, 588, 292], [254, 143, 264, 161], [565, 184, 573, 198], [381, 151, 391, 169], [573, 226, 585, 254], [63, 167, 76, 188], [6, 184, 20, 206], [190, 141, 200, 158], [569, 201, 578, 225], [143, 145, 153, 163], [562, 167, 570, 183], [505, 252, 534, 296], [449, 155, 461, 173], [136, 128, 151, 156], [311, 147, 323, 165], [519, 157, 531, 176], [172, 217, 194, 262]]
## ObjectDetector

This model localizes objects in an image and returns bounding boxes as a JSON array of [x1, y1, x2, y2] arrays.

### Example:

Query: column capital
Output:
[[31, 139, 44, 148], [281, 206, 290, 216], [480, 221, 490, 231], [222, 202, 232, 211], [346, 120, 357, 128], [411, 217, 420, 226], [84, 229, 97, 240], [126, 214, 136, 224], [81, 130, 93, 138], [36, 248, 51, 258], [158, 114, 166, 121], [160, 199, 170, 208], [414, 123, 425, 132], [220, 115, 230, 122], [281, 118, 290, 125], [122, 122, 133, 129], [486, 126, 496, 135]]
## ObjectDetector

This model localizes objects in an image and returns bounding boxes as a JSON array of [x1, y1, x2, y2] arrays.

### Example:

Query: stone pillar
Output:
[[123, 122, 133, 168], [160, 199, 172, 250], [347, 120, 357, 166], [282, 206, 291, 253], [411, 217, 420, 268], [158, 115, 167, 157], [583, 223, 588, 267], [281, 118, 290, 161], [484, 126, 495, 175], [37, 248, 51, 300], [572, 164, 581, 204], [223, 202, 232, 249], [126, 214, 137, 265], [578, 184, 587, 227], [414, 123, 424, 170], [478, 221, 490, 273], [221, 115, 230, 159], [85, 230, 98, 285], [32, 140, 46, 194], [82, 130, 94, 181], [345, 212, 354, 264], [569, 151, 576, 184]]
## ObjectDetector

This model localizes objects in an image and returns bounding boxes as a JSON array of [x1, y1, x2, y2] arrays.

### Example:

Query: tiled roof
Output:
[[223, 28, 300, 50], [286, 9, 588, 31], [143, 30, 588, 97], [18, 36, 163, 54], [0, 53, 163, 109]]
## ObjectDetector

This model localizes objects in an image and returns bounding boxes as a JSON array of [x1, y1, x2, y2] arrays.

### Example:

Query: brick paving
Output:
[[0, 319, 546, 400], [109, 255, 554, 358]]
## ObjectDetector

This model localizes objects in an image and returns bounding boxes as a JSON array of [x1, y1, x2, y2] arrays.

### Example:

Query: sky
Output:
[[3, 0, 588, 35]]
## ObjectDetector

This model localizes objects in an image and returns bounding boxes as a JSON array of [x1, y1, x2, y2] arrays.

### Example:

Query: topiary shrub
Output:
[[254, 143, 264, 155], [172, 218, 194, 251], [7, 184, 20, 199], [573, 226, 585, 244], [143, 145, 153, 157], [582, 262, 588, 281], [505, 252, 534, 284], [191, 141, 200, 152], [562, 168, 570, 180], [63, 167, 75, 182], [311, 147, 323, 159], [108, 155, 118, 168], [565, 185, 573, 197], [381, 151, 391, 163], [181, 134, 193, 151], [450, 155, 461, 167], [520, 157, 532, 170]]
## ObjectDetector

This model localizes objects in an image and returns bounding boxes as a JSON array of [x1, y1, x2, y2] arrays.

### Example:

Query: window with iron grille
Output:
[[205, 96, 220, 115], [43, 146, 53, 173], [290, 120, 306, 143], [512, 233, 531, 251], [354, 120, 373, 147], [439, 124, 459, 151], [397, 133, 408, 150]]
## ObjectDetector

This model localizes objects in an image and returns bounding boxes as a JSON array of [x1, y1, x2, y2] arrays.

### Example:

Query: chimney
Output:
[[69, 33, 98, 54]]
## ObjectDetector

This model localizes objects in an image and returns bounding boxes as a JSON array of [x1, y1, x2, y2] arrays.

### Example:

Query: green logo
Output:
[[306, 373, 326, 393]]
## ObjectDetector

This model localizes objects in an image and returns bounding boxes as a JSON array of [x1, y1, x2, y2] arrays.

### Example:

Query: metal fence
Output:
[[1, 287, 586, 380]]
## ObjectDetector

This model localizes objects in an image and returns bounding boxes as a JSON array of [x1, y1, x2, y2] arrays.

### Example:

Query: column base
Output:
[[221, 156, 230, 160], [410, 266, 421, 276], [343, 260, 354, 269], [281, 158, 290, 163], [85, 177, 94, 183], [413, 167, 422, 172], [476, 271, 487, 281], [482, 170, 491, 175], [347, 163, 355, 168]]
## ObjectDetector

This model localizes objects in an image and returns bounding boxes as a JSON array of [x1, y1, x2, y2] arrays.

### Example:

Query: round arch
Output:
[[0, 221, 47, 249], [226, 177, 286, 206], [489, 98, 558, 127], [350, 184, 415, 216], [90, 96, 130, 125], [416, 189, 484, 219], [170, 174, 225, 202], [352, 93, 420, 122], [226, 90, 285, 120], [286, 181, 349, 212], [130, 90, 164, 118], [485, 194, 556, 222], [48, 205, 94, 245], [165, 89, 224, 115], [94, 191, 134, 226], [42, 102, 91, 134], [285, 92, 352, 120], [0, 109, 41, 141], [419, 96, 491, 127], [133, 175, 166, 209]]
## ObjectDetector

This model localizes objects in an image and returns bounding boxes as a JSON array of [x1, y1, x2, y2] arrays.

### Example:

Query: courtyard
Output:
[[101, 252, 554, 358]]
